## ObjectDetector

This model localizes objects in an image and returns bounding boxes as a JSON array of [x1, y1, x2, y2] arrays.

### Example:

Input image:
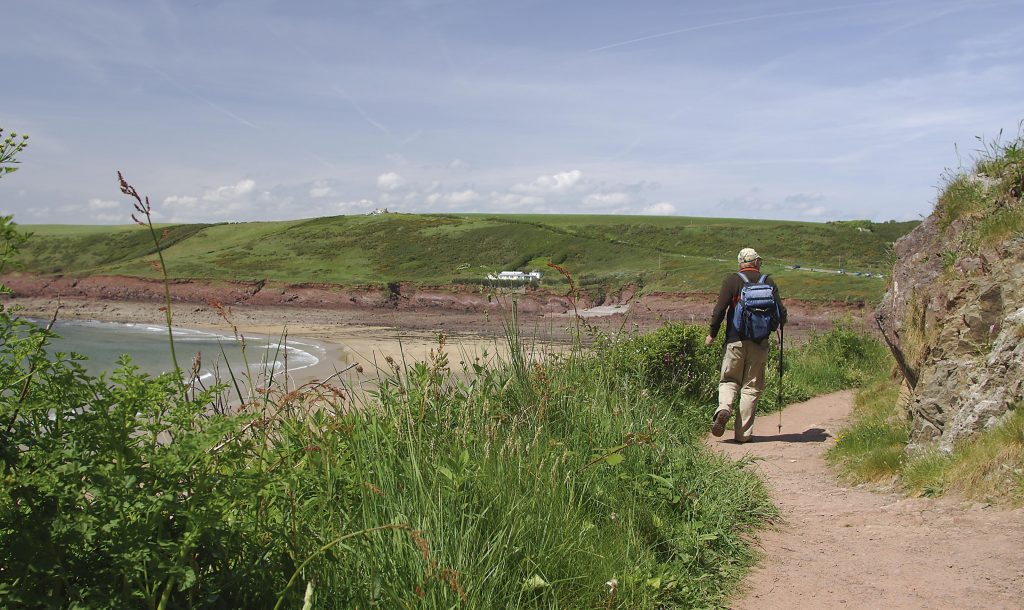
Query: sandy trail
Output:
[[710, 391, 1024, 610]]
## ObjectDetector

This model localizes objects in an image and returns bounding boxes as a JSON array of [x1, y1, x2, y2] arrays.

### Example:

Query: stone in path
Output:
[[710, 390, 1024, 610]]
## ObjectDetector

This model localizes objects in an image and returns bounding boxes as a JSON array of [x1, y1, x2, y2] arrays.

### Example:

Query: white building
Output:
[[486, 271, 543, 281]]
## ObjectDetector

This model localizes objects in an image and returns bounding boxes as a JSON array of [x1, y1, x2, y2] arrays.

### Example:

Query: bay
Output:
[[29, 318, 323, 385]]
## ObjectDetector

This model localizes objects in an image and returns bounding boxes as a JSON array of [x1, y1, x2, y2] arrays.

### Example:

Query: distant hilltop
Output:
[[6, 214, 917, 304]]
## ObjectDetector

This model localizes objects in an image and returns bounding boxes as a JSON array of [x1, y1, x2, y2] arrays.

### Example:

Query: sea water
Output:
[[27, 319, 322, 385]]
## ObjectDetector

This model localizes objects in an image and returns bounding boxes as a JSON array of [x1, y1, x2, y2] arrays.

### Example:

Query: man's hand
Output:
[[704, 335, 714, 347]]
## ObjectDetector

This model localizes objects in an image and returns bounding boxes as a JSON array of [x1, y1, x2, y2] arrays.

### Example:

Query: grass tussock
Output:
[[934, 128, 1024, 256], [903, 407, 1024, 505], [830, 378, 1024, 506], [827, 373, 908, 482]]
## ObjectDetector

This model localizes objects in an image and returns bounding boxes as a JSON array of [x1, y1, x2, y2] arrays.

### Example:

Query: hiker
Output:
[[704, 247, 786, 442]]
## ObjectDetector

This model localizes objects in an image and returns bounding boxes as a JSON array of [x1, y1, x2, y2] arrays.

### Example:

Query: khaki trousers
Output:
[[714, 340, 769, 441]]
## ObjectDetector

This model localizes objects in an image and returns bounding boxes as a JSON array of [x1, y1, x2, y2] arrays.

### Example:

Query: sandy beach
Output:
[[4, 290, 870, 398], [6, 295, 574, 394]]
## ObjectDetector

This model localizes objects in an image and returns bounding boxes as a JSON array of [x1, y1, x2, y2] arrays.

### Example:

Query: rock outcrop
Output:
[[876, 157, 1024, 452]]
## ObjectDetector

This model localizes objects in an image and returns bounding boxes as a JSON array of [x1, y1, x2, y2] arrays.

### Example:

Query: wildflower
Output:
[[606, 577, 619, 592]]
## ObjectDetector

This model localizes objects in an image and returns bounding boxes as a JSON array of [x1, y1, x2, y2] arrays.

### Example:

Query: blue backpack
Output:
[[731, 273, 781, 342]]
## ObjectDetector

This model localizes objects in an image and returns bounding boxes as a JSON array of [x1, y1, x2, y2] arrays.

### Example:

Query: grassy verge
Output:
[[828, 378, 1024, 506], [902, 408, 1024, 505], [826, 373, 908, 482]]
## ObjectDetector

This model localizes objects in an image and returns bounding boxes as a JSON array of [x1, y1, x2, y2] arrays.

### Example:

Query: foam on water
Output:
[[28, 318, 323, 382]]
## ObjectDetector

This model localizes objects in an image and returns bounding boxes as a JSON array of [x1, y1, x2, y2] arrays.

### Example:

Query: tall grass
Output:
[[934, 127, 1024, 254], [0, 301, 785, 607], [827, 373, 908, 482], [829, 379, 1024, 507], [902, 408, 1024, 505]]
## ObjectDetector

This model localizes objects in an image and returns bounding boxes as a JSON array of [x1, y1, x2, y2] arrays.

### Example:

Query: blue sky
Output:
[[2, 0, 1022, 224]]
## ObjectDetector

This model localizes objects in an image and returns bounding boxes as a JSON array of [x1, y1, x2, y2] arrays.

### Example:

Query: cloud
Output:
[[643, 202, 676, 215], [490, 193, 545, 208], [583, 191, 632, 207], [87, 198, 120, 210], [163, 195, 199, 209], [329, 199, 378, 214], [449, 158, 472, 171], [52, 198, 131, 224], [425, 189, 481, 206], [513, 170, 583, 194], [718, 189, 833, 219], [309, 180, 335, 198], [376, 172, 407, 191], [202, 179, 255, 202], [784, 192, 825, 204], [445, 189, 479, 204]]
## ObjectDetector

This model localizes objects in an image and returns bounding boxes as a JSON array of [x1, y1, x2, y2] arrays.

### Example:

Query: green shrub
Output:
[[765, 321, 891, 408], [0, 313, 282, 607], [0, 304, 777, 608], [614, 322, 721, 404], [612, 320, 890, 441]]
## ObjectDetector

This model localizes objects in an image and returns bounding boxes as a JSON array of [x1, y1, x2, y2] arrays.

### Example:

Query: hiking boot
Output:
[[711, 410, 730, 437]]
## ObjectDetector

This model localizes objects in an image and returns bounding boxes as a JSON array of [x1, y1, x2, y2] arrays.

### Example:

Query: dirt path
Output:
[[710, 391, 1024, 610]]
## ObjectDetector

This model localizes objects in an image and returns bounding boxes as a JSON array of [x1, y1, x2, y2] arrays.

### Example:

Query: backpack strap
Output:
[[736, 272, 750, 284], [758, 274, 767, 283]]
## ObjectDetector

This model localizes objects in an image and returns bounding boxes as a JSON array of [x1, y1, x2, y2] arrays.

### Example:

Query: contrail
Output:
[[589, 0, 917, 52], [150, 66, 260, 129], [400, 129, 424, 147], [333, 86, 392, 136], [265, 20, 398, 139]]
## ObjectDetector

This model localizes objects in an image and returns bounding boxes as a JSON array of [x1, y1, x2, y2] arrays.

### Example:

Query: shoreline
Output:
[[5, 292, 879, 412], [4, 291, 874, 390], [7, 296, 567, 393]]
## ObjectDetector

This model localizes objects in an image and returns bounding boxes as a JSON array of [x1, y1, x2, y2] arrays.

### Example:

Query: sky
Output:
[[2, 0, 1022, 225]]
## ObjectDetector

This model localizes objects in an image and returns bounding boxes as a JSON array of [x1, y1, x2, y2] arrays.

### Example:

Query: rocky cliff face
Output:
[[876, 154, 1024, 452]]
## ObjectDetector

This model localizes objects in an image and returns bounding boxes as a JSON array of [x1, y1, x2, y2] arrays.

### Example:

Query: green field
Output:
[[12, 214, 917, 302]]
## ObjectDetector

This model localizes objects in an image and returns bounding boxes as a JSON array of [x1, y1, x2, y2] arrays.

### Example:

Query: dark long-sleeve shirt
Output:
[[709, 268, 787, 343]]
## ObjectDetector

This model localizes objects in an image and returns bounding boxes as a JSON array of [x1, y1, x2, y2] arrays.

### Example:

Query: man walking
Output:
[[704, 247, 786, 442]]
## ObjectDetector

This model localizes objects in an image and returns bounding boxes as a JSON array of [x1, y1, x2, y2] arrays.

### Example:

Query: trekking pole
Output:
[[777, 325, 785, 433]]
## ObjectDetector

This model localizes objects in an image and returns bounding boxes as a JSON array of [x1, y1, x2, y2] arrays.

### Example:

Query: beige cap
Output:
[[738, 247, 761, 264]]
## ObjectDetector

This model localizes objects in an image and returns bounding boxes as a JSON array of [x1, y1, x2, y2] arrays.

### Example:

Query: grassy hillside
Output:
[[12, 214, 917, 302]]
